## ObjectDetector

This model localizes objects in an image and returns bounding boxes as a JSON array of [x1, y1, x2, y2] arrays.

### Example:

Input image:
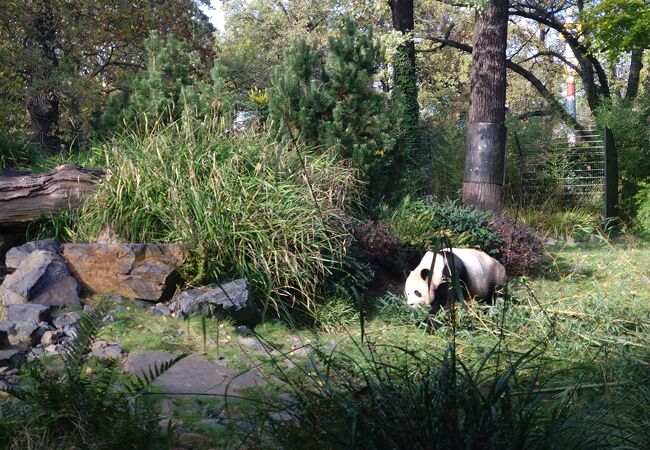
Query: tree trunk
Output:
[[463, 0, 508, 213], [24, 1, 61, 153], [0, 164, 104, 231], [625, 48, 643, 100], [389, 0, 420, 197]]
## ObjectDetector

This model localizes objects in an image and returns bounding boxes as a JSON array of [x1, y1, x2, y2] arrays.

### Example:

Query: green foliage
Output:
[[422, 112, 467, 199], [582, 0, 650, 55], [266, 339, 631, 449], [268, 18, 399, 203], [595, 98, 650, 220], [62, 118, 361, 322], [510, 205, 602, 241], [0, 310, 182, 449], [93, 33, 233, 137], [383, 196, 499, 252], [634, 180, 650, 240], [0, 0, 215, 147]]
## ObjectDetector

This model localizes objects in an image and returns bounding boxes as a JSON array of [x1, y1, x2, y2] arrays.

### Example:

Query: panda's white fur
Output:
[[404, 248, 506, 309]]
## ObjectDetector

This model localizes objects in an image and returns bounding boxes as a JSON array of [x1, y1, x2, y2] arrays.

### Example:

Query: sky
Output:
[[198, 0, 226, 33]]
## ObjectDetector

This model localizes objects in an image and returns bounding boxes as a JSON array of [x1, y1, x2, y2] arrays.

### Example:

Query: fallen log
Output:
[[0, 164, 104, 230]]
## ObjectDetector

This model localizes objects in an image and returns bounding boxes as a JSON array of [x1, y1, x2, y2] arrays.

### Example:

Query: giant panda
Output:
[[404, 248, 507, 314]]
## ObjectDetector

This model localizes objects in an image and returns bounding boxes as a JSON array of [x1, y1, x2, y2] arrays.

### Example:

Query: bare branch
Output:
[[420, 35, 584, 130]]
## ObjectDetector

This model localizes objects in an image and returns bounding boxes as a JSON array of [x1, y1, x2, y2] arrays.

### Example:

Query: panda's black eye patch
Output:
[[414, 290, 422, 298]]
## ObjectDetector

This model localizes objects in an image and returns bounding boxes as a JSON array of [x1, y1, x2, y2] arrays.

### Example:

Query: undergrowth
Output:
[[42, 117, 362, 322], [0, 310, 184, 449]]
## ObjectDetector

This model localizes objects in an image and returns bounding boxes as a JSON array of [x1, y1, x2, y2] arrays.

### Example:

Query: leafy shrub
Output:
[[348, 221, 420, 294], [488, 215, 545, 276], [634, 179, 650, 240], [0, 311, 181, 449], [383, 196, 500, 253], [67, 118, 362, 321], [595, 98, 650, 220]]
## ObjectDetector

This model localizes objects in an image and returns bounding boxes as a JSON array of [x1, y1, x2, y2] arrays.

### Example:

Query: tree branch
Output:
[[421, 36, 584, 130], [514, 50, 580, 74]]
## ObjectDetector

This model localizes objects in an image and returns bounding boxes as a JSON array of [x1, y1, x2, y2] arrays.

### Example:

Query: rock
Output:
[[5, 238, 60, 269], [53, 312, 81, 330], [91, 343, 123, 359], [269, 411, 296, 422], [152, 303, 172, 316], [124, 352, 267, 396], [0, 249, 81, 307], [40, 330, 60, 346], [90, 340, 123, 358], [236, 336, 268, 353], [7, 304, 52, 323], [61, 243, 185, 300], [44, 344, 57, 353], [0, 348, 24, 367], [176, 432, 211, 449], [171, 279, 261, 326], [0, 320, 40, 346]]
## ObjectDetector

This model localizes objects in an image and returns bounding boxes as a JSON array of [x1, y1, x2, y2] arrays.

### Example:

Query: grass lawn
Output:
[[86, 241, 650, 447]]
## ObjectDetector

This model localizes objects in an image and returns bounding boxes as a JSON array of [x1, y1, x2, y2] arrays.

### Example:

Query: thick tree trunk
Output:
[[25, 1, 61, 153], [389, 0, 420, 196], [626, 48, 643, 100], [463, 0, 508, 213], [26, 91, 61, 152]]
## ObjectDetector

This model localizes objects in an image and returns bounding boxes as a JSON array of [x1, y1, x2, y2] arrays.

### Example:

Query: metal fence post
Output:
[[604, 126, 618, 219]]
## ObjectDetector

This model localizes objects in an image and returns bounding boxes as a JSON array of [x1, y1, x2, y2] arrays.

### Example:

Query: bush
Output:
[[488, 215, 545, 276], [383, 196, 500, 253], [634, 180, 650, 240], [595, 98, 650, 220], [66, 118, 362, 322]]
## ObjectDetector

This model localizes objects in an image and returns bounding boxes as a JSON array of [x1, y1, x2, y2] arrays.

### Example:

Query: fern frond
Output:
[[59, 309, 104, 380]]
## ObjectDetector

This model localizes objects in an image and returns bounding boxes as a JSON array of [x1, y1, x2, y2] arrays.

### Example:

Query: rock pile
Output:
[[0, 238, 261, 373]]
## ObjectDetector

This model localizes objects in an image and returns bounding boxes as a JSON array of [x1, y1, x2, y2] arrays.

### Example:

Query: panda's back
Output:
[[445, 248, 506, 296]]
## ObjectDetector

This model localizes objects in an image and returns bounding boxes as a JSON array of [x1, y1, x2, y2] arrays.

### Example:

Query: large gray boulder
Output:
[[61, 243, 184, 301], [5, 238, 60, 270], [171, 279, 261, 326], [0, 249, 81, 307]]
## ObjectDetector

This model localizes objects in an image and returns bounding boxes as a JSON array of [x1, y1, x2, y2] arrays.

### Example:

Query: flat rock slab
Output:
[[124, 352, 267, 396], [62, 243, 184, 300]]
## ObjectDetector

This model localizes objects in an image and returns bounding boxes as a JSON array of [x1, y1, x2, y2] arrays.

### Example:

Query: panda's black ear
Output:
[[403, 269, 411, 279], [420, 268, 429, 280]]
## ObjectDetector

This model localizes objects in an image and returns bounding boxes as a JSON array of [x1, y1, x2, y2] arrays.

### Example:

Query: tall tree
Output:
[[388, 0, 420, 191], [0, 0, 214, 152], [462, 0, 509, 213]]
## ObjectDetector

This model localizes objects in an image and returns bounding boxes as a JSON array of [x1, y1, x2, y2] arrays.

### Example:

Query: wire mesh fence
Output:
[[516, 128, 605, 207]]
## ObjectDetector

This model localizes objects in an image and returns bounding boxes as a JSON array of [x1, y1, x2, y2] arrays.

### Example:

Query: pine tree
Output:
[[268, 19, 398, 203]]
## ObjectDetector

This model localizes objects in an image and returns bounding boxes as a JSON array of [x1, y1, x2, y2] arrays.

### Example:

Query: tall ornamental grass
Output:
[[72, 117, 362, 320]]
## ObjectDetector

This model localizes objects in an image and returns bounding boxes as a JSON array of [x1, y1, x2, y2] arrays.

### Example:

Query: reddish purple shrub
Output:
[[488, 215, 545, 276], [354, 221, 402, 262]]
